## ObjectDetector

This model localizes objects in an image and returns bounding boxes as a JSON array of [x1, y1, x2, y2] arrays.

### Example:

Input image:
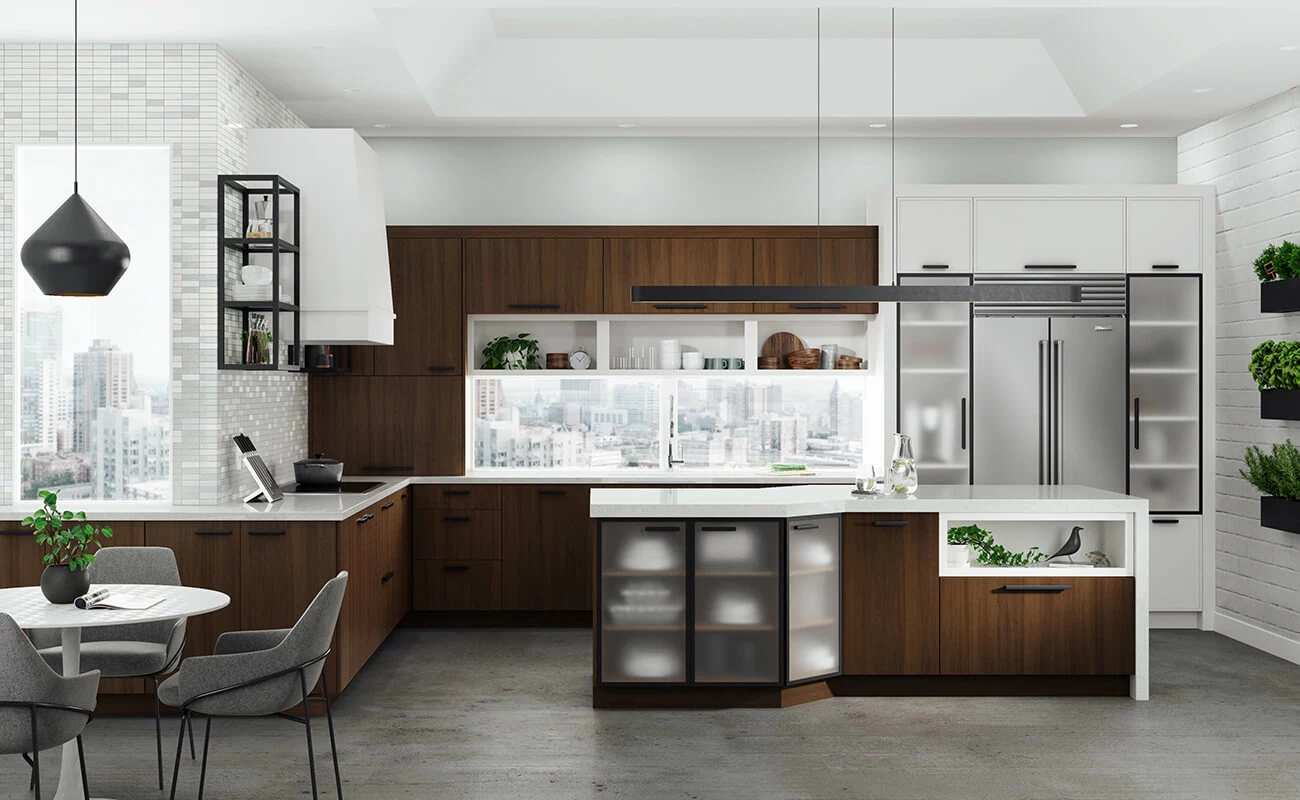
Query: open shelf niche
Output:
[[938, 513, 1133, 577]]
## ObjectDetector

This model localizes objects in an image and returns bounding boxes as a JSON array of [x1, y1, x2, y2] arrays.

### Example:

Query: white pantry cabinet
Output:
[[896, 198, 972, 274], [974, 198, 1125, 273], [1149, 516, 1202, 612], [1126, 198, 1203, 273]]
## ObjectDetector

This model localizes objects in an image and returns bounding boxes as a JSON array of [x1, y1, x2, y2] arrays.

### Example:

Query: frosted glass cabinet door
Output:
[[787, 516, 841, 683], [1128, 275, 1202, 514], [898, 275, 971, 485], [600, 521, 688, 684], [694, 521, 780, 684]]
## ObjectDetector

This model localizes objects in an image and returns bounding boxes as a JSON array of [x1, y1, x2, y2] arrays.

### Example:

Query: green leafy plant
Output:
[[947, 524, 1046, 567], [22, 489, 113, 572], [480, 333, 540, 370], [1240, 440, 1300, 501], [1249, 340, 1300, 390], [1254, 240, 1300, 282]]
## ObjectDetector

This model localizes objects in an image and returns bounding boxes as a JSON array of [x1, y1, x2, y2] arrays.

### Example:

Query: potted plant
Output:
[[945, 525, 978, 567], [1240, 440, 1300, 534], [1255, 240, 1300, 312], [1249, 340, 1300, 419], [481, 333, 540, 370], [22, 489, 113, 604], [946, 523, 1047, 568]]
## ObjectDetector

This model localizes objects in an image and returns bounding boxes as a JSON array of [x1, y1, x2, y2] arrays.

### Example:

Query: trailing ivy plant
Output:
[[947, 524, 1046, 567], [1241, 440, 1300, 501], [1249, 340, 1300, 390], [22, 489, 113, 572], [480, 333, 540, 370], [1254, 240, 1300, 282]]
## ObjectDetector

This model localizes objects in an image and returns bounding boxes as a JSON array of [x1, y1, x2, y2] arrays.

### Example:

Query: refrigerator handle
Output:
[[960, 397, 967, 451], [1053, 339, 1064, 485], [1134, 397, 1140, 451], [1038, 339, 1048, 485]]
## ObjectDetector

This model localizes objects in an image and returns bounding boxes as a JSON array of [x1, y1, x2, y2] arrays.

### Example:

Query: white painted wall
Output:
[[1178, 87, 1300, 664], [367, 136, 1177, 225]]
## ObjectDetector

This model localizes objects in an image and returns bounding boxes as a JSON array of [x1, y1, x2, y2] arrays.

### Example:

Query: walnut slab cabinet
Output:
[[753, 236, 879, 314]]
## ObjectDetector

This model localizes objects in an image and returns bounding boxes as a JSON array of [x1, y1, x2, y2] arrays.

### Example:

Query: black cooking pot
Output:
[[294, 453, 344, 486]]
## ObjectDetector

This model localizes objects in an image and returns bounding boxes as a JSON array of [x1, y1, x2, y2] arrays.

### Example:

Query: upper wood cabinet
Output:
[[355, 238, 463, 376], [309, 376, 464, 476], [464, 238, 603, 314], [605, 238, 754, 314], [753, 237, 878, 314]]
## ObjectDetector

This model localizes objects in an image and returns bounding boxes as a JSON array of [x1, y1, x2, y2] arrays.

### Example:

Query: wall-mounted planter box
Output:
[[1260, 496, 1300, 534], [1261, 278, 1300, 313], [1260, 389, 1300, 420]]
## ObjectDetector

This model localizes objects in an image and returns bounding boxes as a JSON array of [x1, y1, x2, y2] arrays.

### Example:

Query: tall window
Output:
[[14, 145, 172, 501]]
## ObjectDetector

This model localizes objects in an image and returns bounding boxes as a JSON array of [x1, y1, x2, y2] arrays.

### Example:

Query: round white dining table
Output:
[[0, 584, 230, 800]]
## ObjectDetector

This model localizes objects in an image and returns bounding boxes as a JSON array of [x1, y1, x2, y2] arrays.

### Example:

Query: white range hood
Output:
[[245, 129, 394, 345]]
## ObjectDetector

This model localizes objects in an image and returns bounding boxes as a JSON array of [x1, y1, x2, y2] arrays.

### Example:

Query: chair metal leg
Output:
[[29, 706, 40, 800], [188, 712, 196, 760], [197, 717, 212, 800], [300, 671, 319, 800], [77, 734, 90, 800], [25, 753, 34, 791], [153, 675, 165, 789], [321, 668, 343, 800], [169, 711, 188, 800]]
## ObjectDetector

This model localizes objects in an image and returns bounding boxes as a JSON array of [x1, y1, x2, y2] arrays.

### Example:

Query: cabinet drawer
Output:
[[897, 198, 972, 274], [414, 485, 502, 510], [974, 198, 1124, 273], [1127, 199, 1202, 273], [413, 560, 501, 611], [414, 509, 501, 560], [939, 577, 1135, 675], [1150, 516, 1202, 612]]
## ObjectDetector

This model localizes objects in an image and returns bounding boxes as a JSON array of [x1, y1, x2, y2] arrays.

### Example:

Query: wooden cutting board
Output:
[[761, 331, 805, 361]]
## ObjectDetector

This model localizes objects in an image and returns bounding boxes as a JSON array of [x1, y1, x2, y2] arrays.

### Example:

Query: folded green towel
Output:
[[767, 463, 808, 472]]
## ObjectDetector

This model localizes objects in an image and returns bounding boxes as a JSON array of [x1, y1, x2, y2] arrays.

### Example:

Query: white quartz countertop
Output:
[[589, 484, 1149, 519]]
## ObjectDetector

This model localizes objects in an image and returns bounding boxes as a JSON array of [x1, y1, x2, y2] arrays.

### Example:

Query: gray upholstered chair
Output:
[[30, 546, 189, 790], [0, 613, 100, 799], [159, 571, 347, 800]]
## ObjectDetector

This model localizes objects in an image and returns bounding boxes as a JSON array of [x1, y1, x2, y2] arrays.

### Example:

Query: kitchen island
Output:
[[590, 484, 1149, 707]]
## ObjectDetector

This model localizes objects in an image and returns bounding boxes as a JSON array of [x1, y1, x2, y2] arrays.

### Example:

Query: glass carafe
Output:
[[889, 433, 918, 495]]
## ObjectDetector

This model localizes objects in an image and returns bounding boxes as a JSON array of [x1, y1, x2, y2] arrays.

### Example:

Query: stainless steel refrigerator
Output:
[[972, 276, 1127, 491]]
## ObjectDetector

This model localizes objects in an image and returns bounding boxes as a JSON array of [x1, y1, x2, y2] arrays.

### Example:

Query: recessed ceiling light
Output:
[[312, 45, 326, 51], [344, 88, 362, 94], [224, 122, 244, 129], [1281, 44, 1299, 52], [868, 123, 888, 129], [372, 123, 391, 128], [1192, 87, 1213, 94], [1119, 123, 1139, 129], [616, 123, 635, 129]]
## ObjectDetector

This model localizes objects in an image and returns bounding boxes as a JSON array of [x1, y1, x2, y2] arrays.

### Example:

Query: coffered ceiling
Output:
[[4, 2, 1300, 137]]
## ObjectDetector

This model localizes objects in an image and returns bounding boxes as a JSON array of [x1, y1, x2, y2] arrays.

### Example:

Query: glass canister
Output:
[[889, 433, 919, 495]]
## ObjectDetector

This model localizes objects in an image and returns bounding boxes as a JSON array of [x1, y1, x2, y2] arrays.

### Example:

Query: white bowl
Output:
[[240, 264, 273, 286]]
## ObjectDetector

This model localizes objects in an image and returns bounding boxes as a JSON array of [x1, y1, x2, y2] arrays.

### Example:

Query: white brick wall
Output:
[[0, 44, 306, 505], [1178, 87, 1300, 651]]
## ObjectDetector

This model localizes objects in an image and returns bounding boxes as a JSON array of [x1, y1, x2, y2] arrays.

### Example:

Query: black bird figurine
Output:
[[1045, 526, 1083, 564]]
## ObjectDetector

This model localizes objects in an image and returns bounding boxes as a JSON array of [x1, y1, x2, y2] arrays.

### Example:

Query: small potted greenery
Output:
[[1249, 340, 1300, 419], [23, 489, 113, 604], [947, 524, 1047, 568], [480, 333, 540, 370], [1241, 440, 1300, 534], [1255, 240, 1300, 312]]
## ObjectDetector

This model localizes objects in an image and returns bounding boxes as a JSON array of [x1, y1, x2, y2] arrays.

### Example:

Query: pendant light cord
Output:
[[73, 0, 79, 193], [816, 6, 821, 286]]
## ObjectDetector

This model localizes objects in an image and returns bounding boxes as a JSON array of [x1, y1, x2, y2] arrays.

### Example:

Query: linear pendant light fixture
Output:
[[21, 0, 131, 297], [631, 7, 1079, 306]]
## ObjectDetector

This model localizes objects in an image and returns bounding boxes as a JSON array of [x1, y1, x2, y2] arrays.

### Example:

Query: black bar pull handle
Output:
[[356, 514, 373, 526], [443, 564, 471, 572], [1024, 264, 1078, 270], [1133, 397, 1140, 451], [920, 264, 950, 270], [1003, 584, 1072, 593], [1151, 518, 1181, 525], [791, 303, 846, 310], [246, 530, 285, 537], [792, 523, 820, 531], [0, 529, 30, 536], [427, 365, 457, 372], [381, 501, 396, 510], [644, 526, 681, 533], [539, 489, 567, 496], [193, 529, 233, 536], [961, 397, 968, 451], [442, 516, 472, 522], [507, 303, 561, 310], [443, 489, 471, 496], [873, 520, 909, 527], [653, 303, 707, 310], [381, 571, 395, 584], [1151, 264, 1181, 270], [700, 525, 738, 532]]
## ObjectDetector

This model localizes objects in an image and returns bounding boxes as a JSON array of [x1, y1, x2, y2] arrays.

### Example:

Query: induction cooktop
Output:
[[284, 481, 384, 495]]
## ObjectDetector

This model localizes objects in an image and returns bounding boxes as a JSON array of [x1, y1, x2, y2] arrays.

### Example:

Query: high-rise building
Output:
[[476, 379, 503, 420], [20, 308, 62, 451], [92, 406, 169, 500], [73, 339, 134, 452]]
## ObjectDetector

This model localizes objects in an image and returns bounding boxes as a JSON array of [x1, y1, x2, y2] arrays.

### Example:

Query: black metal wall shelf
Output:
[[218, 174, 303, 372]]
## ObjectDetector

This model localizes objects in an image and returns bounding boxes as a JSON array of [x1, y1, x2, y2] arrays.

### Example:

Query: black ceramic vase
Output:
[[41, 564, 91, 604]]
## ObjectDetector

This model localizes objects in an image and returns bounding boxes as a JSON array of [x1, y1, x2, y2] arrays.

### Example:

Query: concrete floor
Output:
[[4, 629, 1299, 800]]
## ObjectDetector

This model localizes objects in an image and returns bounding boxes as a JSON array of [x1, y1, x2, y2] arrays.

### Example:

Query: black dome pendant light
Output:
[[21, 0, 130, 297]]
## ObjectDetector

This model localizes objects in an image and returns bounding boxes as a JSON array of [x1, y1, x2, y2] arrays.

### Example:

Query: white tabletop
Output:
[[0, 584, 230, 630]]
